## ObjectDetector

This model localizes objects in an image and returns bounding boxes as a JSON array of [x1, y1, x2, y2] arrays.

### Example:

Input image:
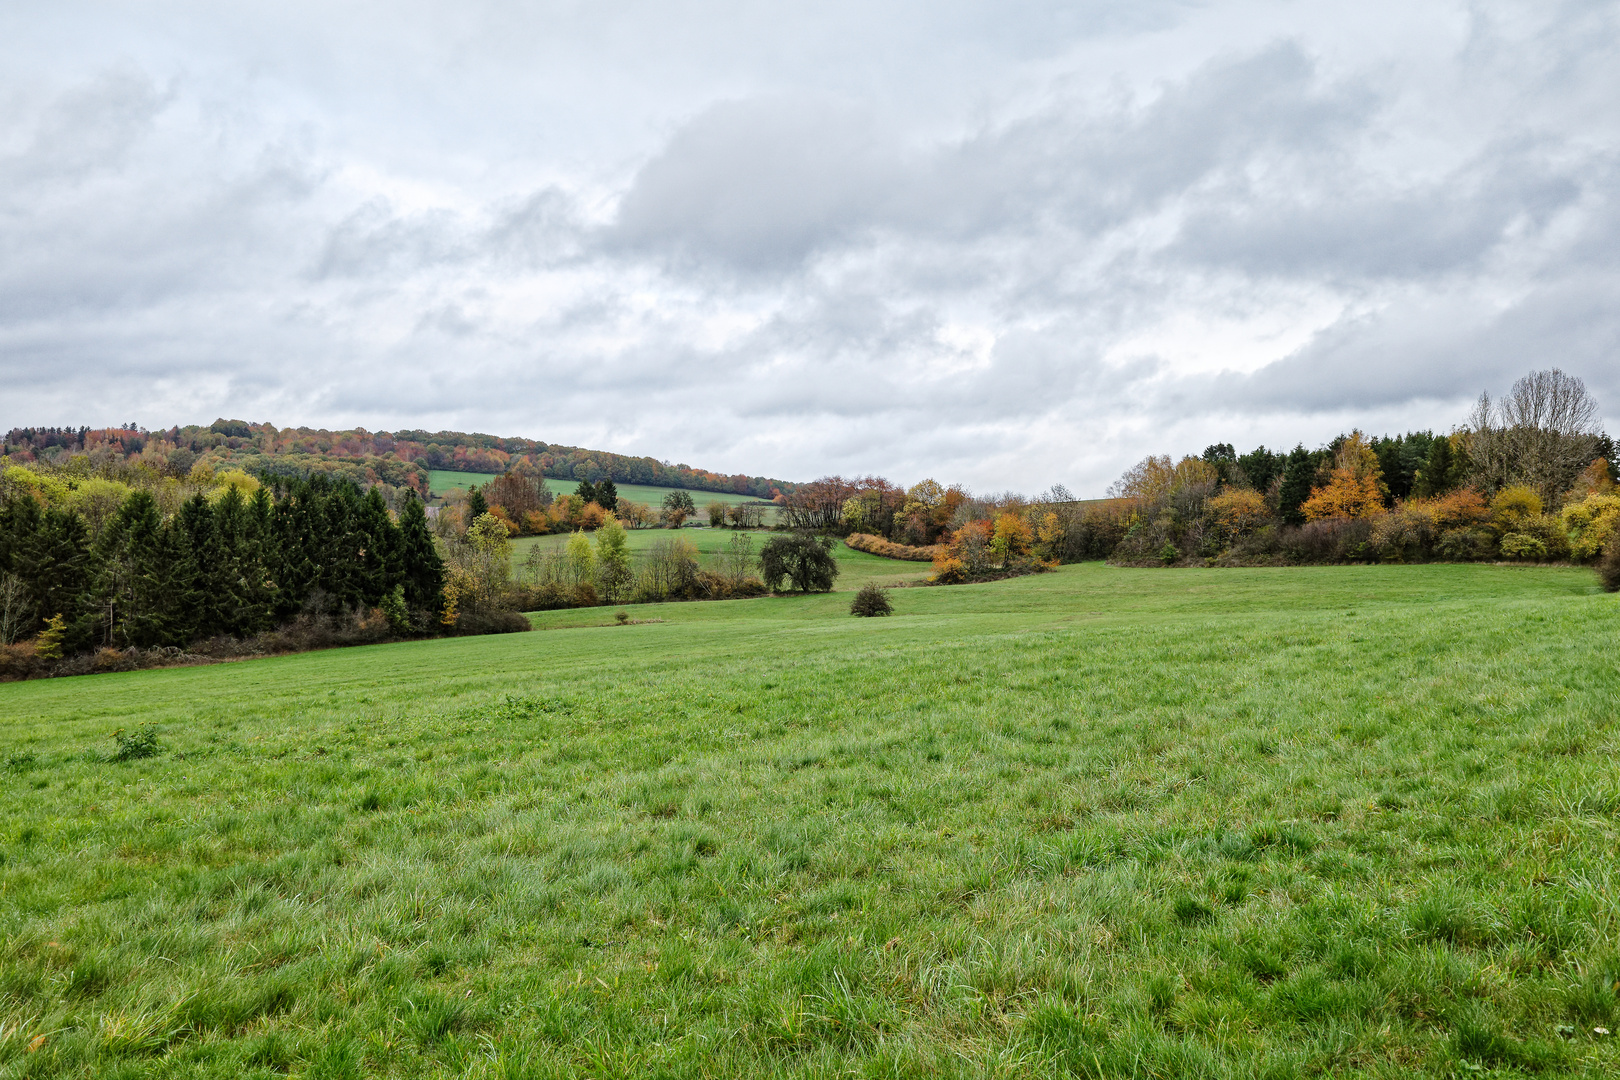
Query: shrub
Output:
[[850, 584, 893, 617], [845, 534, 943, 562], [1560, 493, 1620, 561], [111, 724, 161, 762], [1499, 533, 1548, 561], [931, 556, 967, 584], [1599, 529, 1620, 592], [454, 608, 533, 635]]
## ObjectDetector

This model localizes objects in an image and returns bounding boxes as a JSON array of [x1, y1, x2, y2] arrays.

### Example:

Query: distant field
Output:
[[4, 565, 1620, 1077], [511, 529, 931, 591], [426, 469, 771, 511]]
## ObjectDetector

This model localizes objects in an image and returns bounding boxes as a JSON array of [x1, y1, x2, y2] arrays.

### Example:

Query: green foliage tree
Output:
[[574, 480, 597, 506], [594, 515, 632, 602], [758, 534, 839, 593], [466, 485, 489, 521], [594, 479, 618, 509]]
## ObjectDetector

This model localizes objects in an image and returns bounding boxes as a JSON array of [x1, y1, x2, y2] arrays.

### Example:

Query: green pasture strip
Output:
[[2, 564, 1619, 1078], [426, 470, 770, 510], [510, 529, 930, 591]]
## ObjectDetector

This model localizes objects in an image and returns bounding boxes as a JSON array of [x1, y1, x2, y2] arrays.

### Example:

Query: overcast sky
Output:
[[2, 1, 1616, 493]]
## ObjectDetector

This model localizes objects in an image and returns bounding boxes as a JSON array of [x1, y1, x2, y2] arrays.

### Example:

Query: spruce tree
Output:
[[594, 479, 618, 509], [177, 493, 224, 638], [397, 492, 444, 617], [96, 490, 167, 647], [1277, 445, 1317, 526], [467, 485, 489, 521], [572, 480, 595, 506], [360, 487, 403, 606], [1413, 436, 1455, 499]]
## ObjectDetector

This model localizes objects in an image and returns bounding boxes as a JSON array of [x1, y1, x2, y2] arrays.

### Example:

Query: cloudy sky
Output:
[[2, 1, 1616, 493]]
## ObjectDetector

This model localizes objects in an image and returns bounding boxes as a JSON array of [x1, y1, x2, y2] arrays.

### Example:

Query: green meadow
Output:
[[425, 471, 769, 512], [3, 564, 1619, 1077]]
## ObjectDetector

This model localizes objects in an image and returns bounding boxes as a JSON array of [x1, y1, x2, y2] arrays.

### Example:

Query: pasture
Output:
[[425, 471, 770, 512], [2, 564, 1619, 1077]]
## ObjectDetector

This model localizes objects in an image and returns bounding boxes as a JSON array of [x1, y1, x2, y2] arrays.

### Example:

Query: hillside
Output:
[[2, 422, 798, 501]]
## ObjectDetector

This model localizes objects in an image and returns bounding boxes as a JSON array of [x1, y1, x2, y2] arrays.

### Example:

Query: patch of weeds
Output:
[[110, 724, 161, 762], [4, 750, 38, 773]]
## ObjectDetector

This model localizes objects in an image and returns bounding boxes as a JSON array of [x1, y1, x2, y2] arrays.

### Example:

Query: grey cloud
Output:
[[3, 3, 1618, 494]]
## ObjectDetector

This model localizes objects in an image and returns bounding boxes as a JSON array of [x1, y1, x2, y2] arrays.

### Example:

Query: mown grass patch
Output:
[[1, 563, 1618, 1076]]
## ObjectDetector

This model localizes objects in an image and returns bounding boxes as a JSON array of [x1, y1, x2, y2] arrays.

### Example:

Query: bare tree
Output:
[[0, 573, 31, 645], [1468, 370, 1601, 502]]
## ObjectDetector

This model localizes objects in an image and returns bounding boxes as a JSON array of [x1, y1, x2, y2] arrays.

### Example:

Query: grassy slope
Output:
[[427, 470, 769, 509], [3, 565, 1619, 1077]]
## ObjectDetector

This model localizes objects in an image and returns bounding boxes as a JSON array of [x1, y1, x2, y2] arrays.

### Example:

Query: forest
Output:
[[1, 420, 796, 503]]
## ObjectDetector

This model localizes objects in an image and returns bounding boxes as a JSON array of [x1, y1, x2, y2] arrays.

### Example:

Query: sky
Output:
[[1, 1, 1616, 494]]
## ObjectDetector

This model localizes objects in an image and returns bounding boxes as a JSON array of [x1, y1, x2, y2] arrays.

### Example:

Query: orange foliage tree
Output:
[[1300, 432, 1388, 521]]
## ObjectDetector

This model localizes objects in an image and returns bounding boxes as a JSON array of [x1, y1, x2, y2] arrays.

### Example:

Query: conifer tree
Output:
[[96, 490, 168, 647], [466, 485, 489, 521], [1276, 445, 1317, 526], [573, 480, 596, 506], [594, 479, 618, 509], [360, 487, 404, 606], [397, 492, 444, 618]]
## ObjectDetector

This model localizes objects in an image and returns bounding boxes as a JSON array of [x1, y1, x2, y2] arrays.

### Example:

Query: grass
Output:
[[2, 563, 1620, 1077], [426, 470, 771, 512], [511, 530, 931, 591]]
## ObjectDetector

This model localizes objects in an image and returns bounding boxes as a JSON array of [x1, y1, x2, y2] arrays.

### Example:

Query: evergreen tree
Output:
[[1277, 445, 1317, 526], [572, 480, 595, 506], [397, 492, 444, 617], [1236, 446, 1283, 493], [466, 485, 489, 521], [96, 491, 169, 647], [215, 486, 274, 636], [177, 493, 224, 638], [319, 482, 368, 611], [1413, 435, 1455, 498], [360, 487, 403, 606], [594, 479, 618, 509]]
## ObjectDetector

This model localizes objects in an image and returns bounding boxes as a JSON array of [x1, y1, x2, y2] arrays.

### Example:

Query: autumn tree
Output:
[[1300, 432, 1388, 521]]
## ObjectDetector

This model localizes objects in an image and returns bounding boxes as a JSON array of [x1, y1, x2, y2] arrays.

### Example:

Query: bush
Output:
[[850, 584, 893, 617], [931, 556, 967, 584], [1599, 530, 1620, 592], [110, 724, 161, 762], [1500, 532, 1548, 561], [453, 609, 533, 635]]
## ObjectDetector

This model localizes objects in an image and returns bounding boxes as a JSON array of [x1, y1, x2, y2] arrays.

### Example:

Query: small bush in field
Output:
[[850, 584, 893, 617], [1600, 530, 1620, 592], [110, 724, 161, 762]]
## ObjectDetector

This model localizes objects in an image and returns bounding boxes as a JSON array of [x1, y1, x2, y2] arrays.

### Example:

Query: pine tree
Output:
[[467, 485, 489, 521], [594, 479, 618, 509], [573, 480, 596, 507], [1412, 435, 1455, 499]]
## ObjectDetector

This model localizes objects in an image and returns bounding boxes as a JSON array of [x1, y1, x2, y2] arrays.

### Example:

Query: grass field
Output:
[[426, 471, 771, 513], [511, 531, 930, 592], [3, 564, 1620, 1077]]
